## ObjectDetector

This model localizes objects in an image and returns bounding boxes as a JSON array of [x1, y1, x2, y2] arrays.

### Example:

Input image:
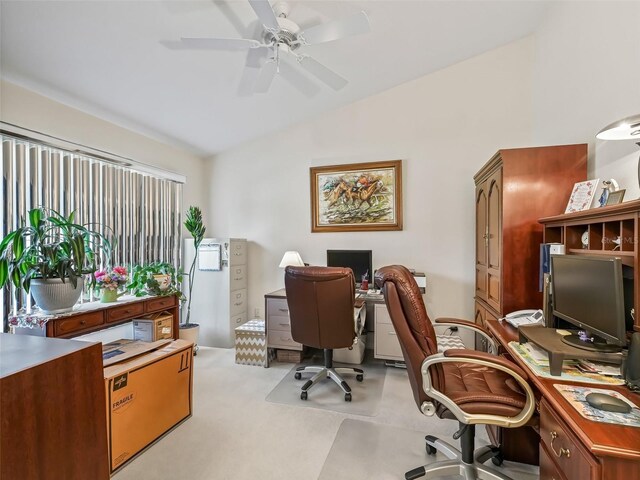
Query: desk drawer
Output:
[[146, 295, 177, 312], [268, 331, 302, 350], [540, 399, 599, 480], [375, 322, 403, 359], [230, 265, 247, 291], [229, 241, 246, 266], [107, 302, 144, 323], [375, 304, 392, 324], [540, 442, 568, 480], [54, 311, 104, 336], [230, 289, 247, 316], [267, 298, 290, 317], [269, 315, 292, 332]]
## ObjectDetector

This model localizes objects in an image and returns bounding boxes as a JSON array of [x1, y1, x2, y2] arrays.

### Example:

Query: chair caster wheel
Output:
[[345, 393, 352, 402], [300, 391, 308, 400], [356, 374, 364, 382], [491, 453, 504, 466], [294, 372, 302, 380], [426, 444, 436, 455]]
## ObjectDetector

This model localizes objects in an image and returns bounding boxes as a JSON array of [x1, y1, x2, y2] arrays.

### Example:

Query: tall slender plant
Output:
[[183, 206, 206, 327]]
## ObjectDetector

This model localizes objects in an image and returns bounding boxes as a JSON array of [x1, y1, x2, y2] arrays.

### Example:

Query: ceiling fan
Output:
[[167, 0, 371, 94]]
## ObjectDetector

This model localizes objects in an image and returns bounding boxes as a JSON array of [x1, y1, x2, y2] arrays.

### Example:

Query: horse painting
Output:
[[312, 160, 402, 232]]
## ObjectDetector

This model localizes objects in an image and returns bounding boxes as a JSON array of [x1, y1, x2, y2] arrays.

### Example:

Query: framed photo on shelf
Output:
[[565, 179, 600, 213], [606, 189, 626, 206], [310, 160, 403, 232]]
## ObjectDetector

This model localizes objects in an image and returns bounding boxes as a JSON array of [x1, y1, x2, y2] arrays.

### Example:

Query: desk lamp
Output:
[[596, 113, 640, 192], [279, 251, 305, 268]]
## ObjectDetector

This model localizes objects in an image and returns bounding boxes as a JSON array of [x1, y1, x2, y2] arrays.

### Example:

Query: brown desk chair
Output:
[[284, 266, 364, 402], [375, 265, 535, 480]]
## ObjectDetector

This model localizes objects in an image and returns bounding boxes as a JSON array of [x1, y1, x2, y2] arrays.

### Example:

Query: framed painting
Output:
[[310, 160, 403, 232]]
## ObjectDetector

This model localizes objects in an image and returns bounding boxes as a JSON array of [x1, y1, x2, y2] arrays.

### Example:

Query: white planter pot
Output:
[[179, 324, 200, 343], [179, 324, 200, 350], [30, 277, 84, 314]]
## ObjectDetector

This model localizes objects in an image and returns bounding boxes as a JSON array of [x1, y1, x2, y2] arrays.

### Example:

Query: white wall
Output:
[[0, 80, 208, 221], [531, 1, 640, 197], [206, 38, 535, 321]]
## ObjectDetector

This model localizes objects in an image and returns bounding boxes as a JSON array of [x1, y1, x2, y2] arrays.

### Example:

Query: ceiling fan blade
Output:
[[254, 60, 278, 93], [175, 37, 261, 50], [245, 46, 269, 68], [300, 11, 370, 45], [278, 58, 321, 97], [248, 0, 279, 30], [298, 56, 348, 90], [237, 47, 270, 96]]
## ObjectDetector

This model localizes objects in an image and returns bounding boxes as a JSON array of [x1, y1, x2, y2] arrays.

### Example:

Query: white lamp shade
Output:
[[279, 251, 304, 268], [596, 113, 640, 140]]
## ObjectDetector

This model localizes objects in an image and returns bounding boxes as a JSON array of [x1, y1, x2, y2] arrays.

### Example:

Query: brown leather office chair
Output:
[[284, 266, 364, 401], [375, 265, 535, 480]]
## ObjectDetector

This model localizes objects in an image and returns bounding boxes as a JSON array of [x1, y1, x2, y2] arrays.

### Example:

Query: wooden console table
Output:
[[9, 295, 180, 339], [486, 318, 640, 480], [0, 334, 109, 480]]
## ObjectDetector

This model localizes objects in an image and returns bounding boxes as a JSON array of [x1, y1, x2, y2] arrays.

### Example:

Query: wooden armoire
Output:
[[474, 144, 588, 345], [474, 144, 588, 465]]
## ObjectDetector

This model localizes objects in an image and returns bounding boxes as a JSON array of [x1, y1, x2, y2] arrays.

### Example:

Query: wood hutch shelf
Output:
[[540, 198, 640, 332]]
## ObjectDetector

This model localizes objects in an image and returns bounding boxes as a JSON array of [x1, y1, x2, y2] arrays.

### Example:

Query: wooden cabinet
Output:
[[38, 295, 180, 339], [540, 199, 640, 332], [474, 145, 587, 326], [0, 334, 109, 480]]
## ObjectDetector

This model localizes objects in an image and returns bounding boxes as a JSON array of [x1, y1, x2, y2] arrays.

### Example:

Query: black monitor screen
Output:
[[327, 250, 372, 285], [551, 254, 627, 346]]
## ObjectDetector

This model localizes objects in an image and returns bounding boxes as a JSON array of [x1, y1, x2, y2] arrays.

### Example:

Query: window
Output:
[[1, 131, 184, 329]]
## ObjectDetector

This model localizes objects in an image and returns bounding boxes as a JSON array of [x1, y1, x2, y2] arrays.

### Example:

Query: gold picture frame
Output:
[[606, 189, 626, 206], [310, 160, 403, 233]]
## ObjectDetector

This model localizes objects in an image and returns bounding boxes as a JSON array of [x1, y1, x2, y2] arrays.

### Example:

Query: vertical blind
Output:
[[1, 132, 183, 330]]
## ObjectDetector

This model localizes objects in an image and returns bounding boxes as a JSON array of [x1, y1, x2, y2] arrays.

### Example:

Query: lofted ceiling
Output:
[[0, 1, 551, 156]]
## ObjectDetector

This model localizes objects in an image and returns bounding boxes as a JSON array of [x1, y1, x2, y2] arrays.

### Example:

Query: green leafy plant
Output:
[[127, 262, 183, 298], [183, 206, 206, 327], [0, 207, 107, 292]]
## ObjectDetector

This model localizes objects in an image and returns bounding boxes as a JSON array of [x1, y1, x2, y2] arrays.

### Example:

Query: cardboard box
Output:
[[276, 349, 304, 363], [102, 339, 172, 366], [235, 319, 268, 367], [132, 311, 173, 342], [104, 339, 193, 474]]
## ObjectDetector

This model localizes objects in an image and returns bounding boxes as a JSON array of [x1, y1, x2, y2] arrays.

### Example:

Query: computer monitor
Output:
[[326, 250, 373, 287], [550, 254, 628, 353]]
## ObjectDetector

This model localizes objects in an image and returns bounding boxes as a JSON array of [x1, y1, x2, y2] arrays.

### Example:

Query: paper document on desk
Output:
[[577, 360, 622, 377], [508, 341, 625, 385], [521, 342, 550, 365]]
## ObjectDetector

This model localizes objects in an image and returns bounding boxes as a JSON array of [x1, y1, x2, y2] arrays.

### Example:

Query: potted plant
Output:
[[95, 266, 129, 303], [180, 206, 206, 348], [127, 262, 183, 298], [0, 207, 106, 314]]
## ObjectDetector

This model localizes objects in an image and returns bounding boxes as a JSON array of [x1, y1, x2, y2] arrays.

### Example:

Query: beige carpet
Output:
[[112, 347, 539, 480]]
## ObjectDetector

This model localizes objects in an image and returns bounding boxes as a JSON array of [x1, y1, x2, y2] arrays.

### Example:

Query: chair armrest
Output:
[[443, 349, 529, 381], [420, 351, 535, 429], [435, 317, 497, 354]]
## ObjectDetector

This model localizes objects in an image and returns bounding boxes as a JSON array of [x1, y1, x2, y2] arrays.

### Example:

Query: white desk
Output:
[[264, 289, 403, 362]]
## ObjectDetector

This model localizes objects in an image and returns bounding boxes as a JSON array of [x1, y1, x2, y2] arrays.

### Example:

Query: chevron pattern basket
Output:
[[235, 320, 269, 367]]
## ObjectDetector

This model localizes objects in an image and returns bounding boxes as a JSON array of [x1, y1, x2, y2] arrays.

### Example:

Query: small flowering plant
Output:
[[94, 266, 128, 291]]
